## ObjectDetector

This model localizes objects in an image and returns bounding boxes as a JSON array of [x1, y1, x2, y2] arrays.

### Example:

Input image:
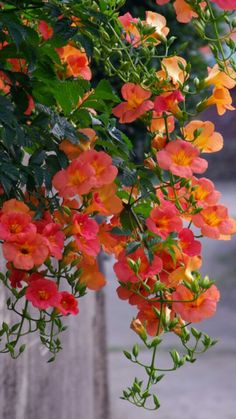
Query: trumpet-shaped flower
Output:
[[52, 159, 94, 198], [204, 64, 236, 89], [190, 177, 221, 207], [157, 56, 187, 87], [0, 212, 35, 240], [156, 139, 208, 177], [146, 200, 183, 239], [192, 205, 235, 239], [86, 183, 123, 216], [57, 291, 79, 315], [3, 233, 49, 270], [118, 13, 140, 46], [112, 83, 154, 123], [183, 120, 223, 153], [206, 87, 235, 115], [178, 228, 201, 257], [26, 278, 60, 310], [172, 284, 220, 323], [42, 223, 64, 260], [114, 248, 163, 283], [145, 11, 169, 44], [57, 45, 92, 80]]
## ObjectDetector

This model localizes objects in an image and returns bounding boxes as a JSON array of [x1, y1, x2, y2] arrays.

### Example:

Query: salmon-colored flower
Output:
[[114, 248, 163, 283], [172, 284, 220, 323], [146, 200, 183, 239], [212, 0, 236, 10], [57, 45, 92, 80], [59, 128, 97, 160], [0, 212, 35, 240], [78, 150, 118, 188], [112, 83, 154, 123], [168, 255, 202, 286], [156, 0, 169, 4], [149, 112, 175, 134], [145, 11, 169, 44], [79, 263, 106, 290], [117, 278, 156, 306], [157, 56, 187, 87], [154, 90, 184, 116], [192, 205, 235, 239], [57, 291, 79, 315], [118, 13, 140, 46], [183, 120, 223, 153], [178, 228, 201, 257], [205, 87, 235, 115], [204, 64, 236, 89], [72, 213, 100, 257], [3, 233, 49, 270], [137, 301, 163, 336], [156, 139, 208, 177], [42, 223, 64, 260], [26, 278, 60, 310], [52, 159, 94, 198], [190, 177, 221, 207], [38, 21, 53, 40], [173, 0, 198, 23], [86, 183, 123, 216], [2, 199, 30, 215]]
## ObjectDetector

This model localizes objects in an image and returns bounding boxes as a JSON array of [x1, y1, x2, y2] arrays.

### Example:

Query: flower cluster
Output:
[[0, 0, 235, 412]]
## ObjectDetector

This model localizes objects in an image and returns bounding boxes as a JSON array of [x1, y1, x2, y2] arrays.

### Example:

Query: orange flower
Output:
[[173, 0, 198, 23], [172, 284, 220, 323], [144, 11, 169, 44], [59, 128, 97, 160], [112, 83, 154, 123], [2, 199, 30, 215], [137, 301, 163, 336], [183, 120, 223, 153], [205, 87, 235, 115], [204, 64, 236, 89], [57, 44, 92, 80], [156, 56, 187, 88], [86, 183, 123, 216], [79, 263, 106, 291], [149, 111, 175, 134], [192, 205, 235, 239]]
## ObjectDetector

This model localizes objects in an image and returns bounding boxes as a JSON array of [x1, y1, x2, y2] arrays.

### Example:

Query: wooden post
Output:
[[0, 249, 110, 419]]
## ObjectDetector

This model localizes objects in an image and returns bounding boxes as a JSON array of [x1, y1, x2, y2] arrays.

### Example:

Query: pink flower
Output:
[[146, 200, 183, 239], [56, 291, 79, 315], [211, 0, 236, 10], [26, 278, 60, 310], [112, 83, 154, 123], [156, 139, 208, 177], [172, 284, 220, 323], [178, 228, 201, 257], [114, 248, 163, 283]]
